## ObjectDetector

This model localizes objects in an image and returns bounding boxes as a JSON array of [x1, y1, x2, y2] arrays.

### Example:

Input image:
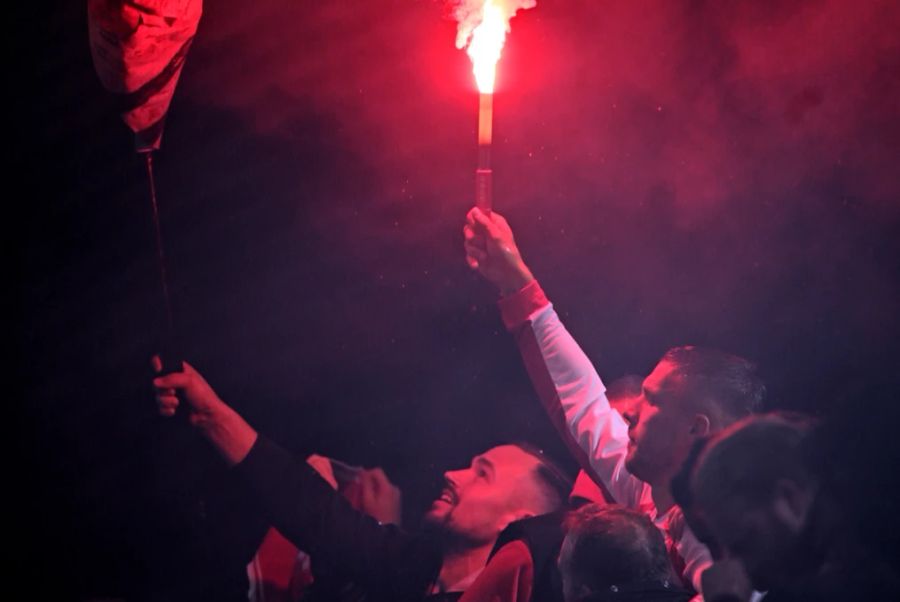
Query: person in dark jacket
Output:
[[151, 359, 569, 601]]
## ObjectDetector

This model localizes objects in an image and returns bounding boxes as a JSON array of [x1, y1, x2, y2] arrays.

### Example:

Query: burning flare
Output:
[[452, 1, 534, 213], [453, 0, 536, 93]]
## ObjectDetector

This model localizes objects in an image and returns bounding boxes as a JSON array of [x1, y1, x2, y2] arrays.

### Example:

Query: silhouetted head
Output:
[[689, 412, 818, 590], [558, 503, 676, 602]]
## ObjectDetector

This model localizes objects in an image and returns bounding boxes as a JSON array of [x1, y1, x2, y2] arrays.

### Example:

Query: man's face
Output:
[[622, 360, 697, 485], [424, 444, 543, 546]]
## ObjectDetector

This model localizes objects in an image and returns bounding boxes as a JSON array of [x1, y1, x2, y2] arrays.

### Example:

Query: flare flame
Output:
[[453, 0, 535, 93]]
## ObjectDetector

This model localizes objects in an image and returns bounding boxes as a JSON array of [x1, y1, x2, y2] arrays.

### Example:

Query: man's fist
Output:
[[152, 356, 225, 425], [358, 468, 403, 526], [463, 207, 534, 296]]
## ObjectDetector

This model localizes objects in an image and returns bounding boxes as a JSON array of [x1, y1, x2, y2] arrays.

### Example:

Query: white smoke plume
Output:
[[451, 0, 536, 50]]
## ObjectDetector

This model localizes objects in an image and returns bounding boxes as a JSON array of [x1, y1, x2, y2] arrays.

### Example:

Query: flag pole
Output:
[[142, 151, 180, 372]]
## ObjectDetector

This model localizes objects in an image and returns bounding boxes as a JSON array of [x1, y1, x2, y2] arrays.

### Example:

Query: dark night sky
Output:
[[18, 0, 900, 598]]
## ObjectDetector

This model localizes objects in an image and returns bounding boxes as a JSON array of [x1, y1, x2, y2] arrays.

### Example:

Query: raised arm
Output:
[[152, 360, 441, 598], [463, 209, 649, 509]]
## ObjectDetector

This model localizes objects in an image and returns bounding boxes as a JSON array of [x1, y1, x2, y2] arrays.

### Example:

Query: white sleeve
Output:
[[517, 302, 649, 508]]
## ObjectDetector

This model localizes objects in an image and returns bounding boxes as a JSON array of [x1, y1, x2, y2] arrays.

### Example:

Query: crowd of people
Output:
[[148, 207, 899, 602]]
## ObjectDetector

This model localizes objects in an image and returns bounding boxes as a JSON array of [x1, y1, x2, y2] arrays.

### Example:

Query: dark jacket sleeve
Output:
[[234, 435, 442, 601]]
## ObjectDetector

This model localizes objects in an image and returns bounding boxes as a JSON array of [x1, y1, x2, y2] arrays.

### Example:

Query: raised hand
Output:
[[358, 467, 403, 526], [152, 356, 225, 425], [463, 207, 534, 296]]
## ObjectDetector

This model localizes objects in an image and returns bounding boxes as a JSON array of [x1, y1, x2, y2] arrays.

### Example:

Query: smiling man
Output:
[[152, 359, 569, 602], [425, 444, 571, 595]]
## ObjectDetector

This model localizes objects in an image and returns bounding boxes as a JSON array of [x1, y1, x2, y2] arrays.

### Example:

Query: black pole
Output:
[[143, 151, 180, 373]]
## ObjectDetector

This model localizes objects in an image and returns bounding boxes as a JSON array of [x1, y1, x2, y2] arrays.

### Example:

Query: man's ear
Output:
[[772, 478, 814, 533], [690, 413, 712, 437]]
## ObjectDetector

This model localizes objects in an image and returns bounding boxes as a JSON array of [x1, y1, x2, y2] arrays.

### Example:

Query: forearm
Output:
[[195, 400, 259, 466], [235, 436, 442, 598]]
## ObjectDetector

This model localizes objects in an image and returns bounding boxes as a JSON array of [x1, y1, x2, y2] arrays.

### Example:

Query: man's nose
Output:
[[444, 470, 463, 486]]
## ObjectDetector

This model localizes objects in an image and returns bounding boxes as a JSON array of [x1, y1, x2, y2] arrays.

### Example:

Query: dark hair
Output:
[[693, 411, 818, 511], [563, 504, 674, 590], [513, 442, 574, 512], [661, 346, 766, 425]]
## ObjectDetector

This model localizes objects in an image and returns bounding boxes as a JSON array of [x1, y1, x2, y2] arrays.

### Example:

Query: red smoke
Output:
[[168, 0, 899, 385]]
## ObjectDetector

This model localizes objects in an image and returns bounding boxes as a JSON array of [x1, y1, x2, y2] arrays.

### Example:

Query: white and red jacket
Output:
[[498, 280, 713, 595]]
